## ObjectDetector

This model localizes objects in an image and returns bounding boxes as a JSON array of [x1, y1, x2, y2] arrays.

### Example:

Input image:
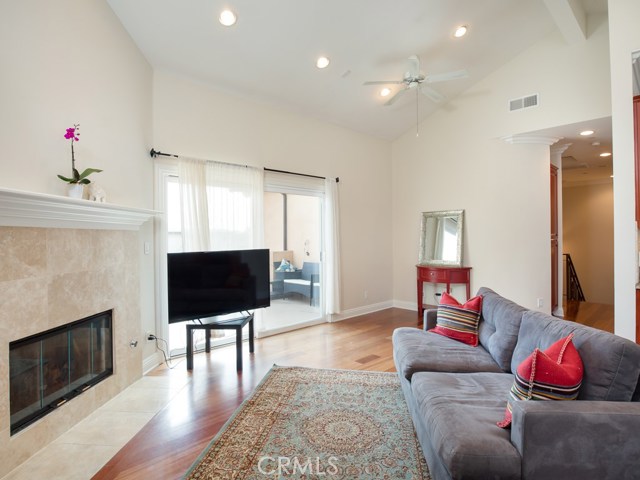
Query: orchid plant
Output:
[[57, 124, 102, 184]]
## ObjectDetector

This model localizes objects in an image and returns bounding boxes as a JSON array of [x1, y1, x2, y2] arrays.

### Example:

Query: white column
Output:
[[502, 134, 563, 314], [550, 143, 571, 317]]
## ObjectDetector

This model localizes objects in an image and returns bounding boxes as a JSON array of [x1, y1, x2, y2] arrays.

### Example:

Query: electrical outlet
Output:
[[146, 331, 155, 342], [536, 298, 544, 308]]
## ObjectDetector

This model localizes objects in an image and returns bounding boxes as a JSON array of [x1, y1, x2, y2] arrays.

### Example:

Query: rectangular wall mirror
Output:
[[419, 209, 464, 267]]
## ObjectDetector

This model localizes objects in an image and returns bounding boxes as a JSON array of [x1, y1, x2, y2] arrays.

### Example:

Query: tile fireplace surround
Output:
[[0, 188, 155, 477]]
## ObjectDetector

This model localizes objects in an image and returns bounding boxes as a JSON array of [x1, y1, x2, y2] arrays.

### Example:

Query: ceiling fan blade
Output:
[[420, 85, 446, 103], [425, 69, 469, 84], [363, 80, 404, 85], [407, 55, 421, 77], [384, 88, 408, 106]]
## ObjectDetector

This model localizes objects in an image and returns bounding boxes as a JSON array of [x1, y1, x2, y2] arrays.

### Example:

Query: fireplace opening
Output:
[[9, 310, 113, 435]]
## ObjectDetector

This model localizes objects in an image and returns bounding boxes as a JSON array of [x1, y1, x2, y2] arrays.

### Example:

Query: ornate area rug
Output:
[[184, 365, 430, 479]]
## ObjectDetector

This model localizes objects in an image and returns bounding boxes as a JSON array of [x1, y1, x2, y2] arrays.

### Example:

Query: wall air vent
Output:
[[509, 93, 539, 112]]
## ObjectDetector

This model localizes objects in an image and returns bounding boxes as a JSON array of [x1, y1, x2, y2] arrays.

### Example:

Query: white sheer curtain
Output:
[[206, 161, 264, 250], [176, 157, 264, 337], [178, 157, 264, 252], [324, 178, 341, 315], [178, 157, 211, 252]]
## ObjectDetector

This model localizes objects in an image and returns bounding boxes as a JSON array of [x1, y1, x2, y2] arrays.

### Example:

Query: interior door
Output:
[[550, 164, 559, 313]]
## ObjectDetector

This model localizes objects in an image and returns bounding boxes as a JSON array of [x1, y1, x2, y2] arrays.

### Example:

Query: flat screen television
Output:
[[167, 249, 270, 324]]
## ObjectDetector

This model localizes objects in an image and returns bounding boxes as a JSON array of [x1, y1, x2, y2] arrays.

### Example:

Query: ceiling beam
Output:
[[543, 0, 587, 44]]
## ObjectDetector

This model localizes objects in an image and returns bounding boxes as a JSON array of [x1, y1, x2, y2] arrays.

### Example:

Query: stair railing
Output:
[[564, 253, 586, 302]]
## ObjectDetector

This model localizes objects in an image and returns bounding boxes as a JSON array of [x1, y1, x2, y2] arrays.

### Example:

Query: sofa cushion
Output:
[[498, 334, 583, 428], [392, 327, 502, 381], [431, 292, 482, 346], [411, 371, 521, 479], [477, 287, 528, 372], [512, 311, 640, 401]]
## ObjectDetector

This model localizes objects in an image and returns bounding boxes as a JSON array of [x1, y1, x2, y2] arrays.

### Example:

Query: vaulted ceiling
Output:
[[107, 0, 607, 141], [107, 0, 611, 180]]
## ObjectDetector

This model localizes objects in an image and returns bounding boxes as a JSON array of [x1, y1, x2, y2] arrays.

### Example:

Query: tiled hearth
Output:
[[0, 188, 156, 477], [1, 371, 190, 479]]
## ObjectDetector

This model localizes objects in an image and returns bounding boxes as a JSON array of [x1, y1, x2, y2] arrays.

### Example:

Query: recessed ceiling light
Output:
[[219, 9, 237, 27], [380, 88, 391, 97], [600, 152, 612, 157], [580, 130, 594, 136], [454, 25, 468, 38], [316, 56, 330, 69]]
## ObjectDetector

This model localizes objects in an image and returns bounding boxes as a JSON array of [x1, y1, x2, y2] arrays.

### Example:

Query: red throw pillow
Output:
[[497, 334, 583, 428], [430, 292, 483, 347]]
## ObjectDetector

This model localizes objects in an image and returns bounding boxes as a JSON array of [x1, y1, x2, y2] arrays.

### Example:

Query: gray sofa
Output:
[[392, 287, 640, 480]]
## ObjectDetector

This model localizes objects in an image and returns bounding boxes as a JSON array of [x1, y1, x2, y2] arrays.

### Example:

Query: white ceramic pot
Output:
[[67, 183, 84, 199]]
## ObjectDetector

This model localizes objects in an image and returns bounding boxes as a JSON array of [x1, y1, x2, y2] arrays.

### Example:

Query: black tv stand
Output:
[[185, 312, 254, 371]]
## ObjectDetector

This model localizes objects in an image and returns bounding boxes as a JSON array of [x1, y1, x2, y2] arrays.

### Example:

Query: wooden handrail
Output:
[[564, 254, 585, 302]]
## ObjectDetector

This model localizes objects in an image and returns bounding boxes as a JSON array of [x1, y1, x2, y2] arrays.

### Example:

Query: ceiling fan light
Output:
[[454, 25, 468, 38], [316, 56, 330, 69], [219, 9, 237, 26], [380, 88, 391, 97]]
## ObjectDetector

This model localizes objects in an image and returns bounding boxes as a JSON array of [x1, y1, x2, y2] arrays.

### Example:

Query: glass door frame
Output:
[[259, 176, 328, 337]]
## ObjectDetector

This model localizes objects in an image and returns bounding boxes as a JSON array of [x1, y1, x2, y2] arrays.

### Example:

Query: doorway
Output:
[[558, 118, 614, 329], [527, 118, 614, 328]]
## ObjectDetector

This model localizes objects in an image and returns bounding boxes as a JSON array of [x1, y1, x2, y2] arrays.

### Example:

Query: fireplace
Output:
[[9, 310, 113, 435]]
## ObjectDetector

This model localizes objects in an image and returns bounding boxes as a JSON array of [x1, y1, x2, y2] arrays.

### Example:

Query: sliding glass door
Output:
[[155, 163, 335, 351], [261, 191, 324, 334]]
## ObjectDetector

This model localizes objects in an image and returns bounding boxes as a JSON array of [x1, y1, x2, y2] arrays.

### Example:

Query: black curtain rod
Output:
[[264, 167, 338, 183], [149, 148, 178, 158], [150, 148, 339, 183]]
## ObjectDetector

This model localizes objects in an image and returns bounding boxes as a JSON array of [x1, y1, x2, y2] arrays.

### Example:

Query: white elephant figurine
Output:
[[88, 183, 106, 203]]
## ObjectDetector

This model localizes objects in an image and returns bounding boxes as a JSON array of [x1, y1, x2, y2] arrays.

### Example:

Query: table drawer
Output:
[[418, 268, 448, 282], [448, 270, 470, 282]]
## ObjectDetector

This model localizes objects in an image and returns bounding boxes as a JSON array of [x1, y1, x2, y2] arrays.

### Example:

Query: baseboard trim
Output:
[[256, 318, 326, 338], [329, 301, 394, 322], [391, 300, 417, 311], [142, 351, 163, 374]]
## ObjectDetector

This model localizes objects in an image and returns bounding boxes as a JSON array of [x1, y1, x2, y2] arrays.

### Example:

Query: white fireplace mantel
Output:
[[0, 187, 158, 230]]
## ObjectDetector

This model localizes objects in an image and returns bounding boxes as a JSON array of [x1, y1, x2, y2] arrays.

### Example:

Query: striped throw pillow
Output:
[[497, 334, 583, 428], [431, 292, 482, 346]]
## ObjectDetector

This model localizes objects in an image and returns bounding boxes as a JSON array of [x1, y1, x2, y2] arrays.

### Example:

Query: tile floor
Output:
[[1, 373, 192, 480]]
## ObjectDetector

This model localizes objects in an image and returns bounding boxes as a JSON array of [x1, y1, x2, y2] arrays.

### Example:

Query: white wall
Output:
[[392, 18, 611, 312], [563, 182, 614, 305], [0, 0, 156, 360], [152, 71, 393, 314], [608, 0, 640, 341], [0, 0, 153, 208]]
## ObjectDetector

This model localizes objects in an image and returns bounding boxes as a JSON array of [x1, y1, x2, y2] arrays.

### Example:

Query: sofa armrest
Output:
[[510, 400, 640, 480], [423, 309, 437, 331]]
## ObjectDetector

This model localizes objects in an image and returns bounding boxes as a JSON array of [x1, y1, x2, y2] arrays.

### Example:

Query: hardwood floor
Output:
[[92, 308, 421, 479], [91, 301, 617, 479], [563, 300, 614, 333]]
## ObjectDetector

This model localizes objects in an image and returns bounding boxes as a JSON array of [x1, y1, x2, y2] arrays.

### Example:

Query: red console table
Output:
[[417, 265, 472, 317]]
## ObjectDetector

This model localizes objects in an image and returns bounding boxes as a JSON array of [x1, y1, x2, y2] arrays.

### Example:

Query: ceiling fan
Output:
[[363, 55, 468, 106]]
